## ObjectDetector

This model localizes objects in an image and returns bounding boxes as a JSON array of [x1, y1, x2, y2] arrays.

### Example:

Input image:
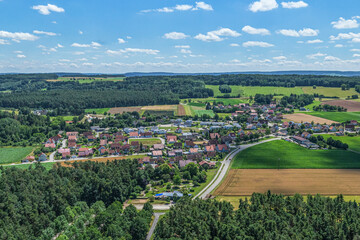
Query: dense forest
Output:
[[0, 160, 154, 239], [155, 192, 360, 239]]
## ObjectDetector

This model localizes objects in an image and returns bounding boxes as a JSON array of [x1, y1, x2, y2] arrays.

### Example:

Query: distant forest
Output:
[[0, 73, 359, 111]]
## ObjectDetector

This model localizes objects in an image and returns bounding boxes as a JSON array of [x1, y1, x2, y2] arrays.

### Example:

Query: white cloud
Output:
[[180, 49, 192, 54], [243, 41, 274, 47], [242, 25, 270, 35], [17, 54, 26, 58], [195, 28, 241, 42], [249, 0, 278, 12], [350, 49, 360, 52], [278, 28, 319, 37], [163, 32, 189, 40], [352, 38, 360, 43], [79, 31, 83, 35], [273, 56, 287, 60], [281, 1, 308, 9], [142, 2, 213, 13], [33, 30, 57, 36], [57, 44, 64, 48], [0, 31, 38, 42], [306, 53, 326, 59], [71, 42, 102, 48], [175, 45, 190, 48], [193, 2, 213, 11], [331, 17, 359, 29], [83, 63, 94, 66], [334, 44, 343, 48], [175, 4, 193, 11], [307, 39, 323, 44], [32, 4, 64, 15], [107, 48, 160, 55], [0, 39, 9, 45], [353, 54, 360, 57], [118, 38, 126, 44], [73, 51, 85, 55], [230, 43, 240, 47], [59, 59, 70, 62], [325, 56, 340, 61], [330, 32, 360, 41]]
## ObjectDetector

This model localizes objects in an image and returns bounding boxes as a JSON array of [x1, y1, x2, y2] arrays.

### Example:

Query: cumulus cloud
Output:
[[330, 32, 360, 41], [32, 4, 64, 15], [107, 48, 160, 55], [141, 2, 213, 13], [242, 25, 270, 35], [249, 0, 278, 12], [195, 28, 240, 42], [306, 52, 327, 59], [17, 54, 26, 58], [118, 38, 126, 44], [353, 54, 360, 57], [163, 32, 189, 40], [71, 42, 102, 48], [175, 45, 190, 48], [0, 30, 38, 41], [273, 56, 287, 60], [334, 44, 343, 48], [325, 56, 341, 61], [243, 41, 274, 47], [307, 39, 323, 44], [230, 43, 240, 47], [331, 17, 359, 29], [277, 28, 319, 37], [281, 1, 308, 9], [180, 49, 192, 54], [33, 30, 57, 36], [0, 39, 10, 45]]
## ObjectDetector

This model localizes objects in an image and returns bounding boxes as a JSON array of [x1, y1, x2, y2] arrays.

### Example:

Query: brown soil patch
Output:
[[214, 169, 360, 196], [108, 107, 142, 114], [177, 105, 186, 116], [321, 100, 360, 112], [141, 105, 178, 111], [283, 113, 338, 124], [60, 155, 146, 167]]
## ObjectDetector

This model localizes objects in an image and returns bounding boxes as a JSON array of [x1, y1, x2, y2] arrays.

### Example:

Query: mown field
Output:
[[85, 108, 110, 114], [1, 162, 56, 171], [183, 97, 247, 105], [304, 112, 360, 122], [321, 135, 360, 152], [0, 147, 34, 164], [231, 140, 360, 169], [206, 85, 304, 97], [302, 87, 359, 99]]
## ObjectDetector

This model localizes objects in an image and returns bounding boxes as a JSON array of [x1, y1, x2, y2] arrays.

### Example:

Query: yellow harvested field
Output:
[[141, 105, 178, 111], [283, 113, 338, 124], [109, 107, 142, 114]]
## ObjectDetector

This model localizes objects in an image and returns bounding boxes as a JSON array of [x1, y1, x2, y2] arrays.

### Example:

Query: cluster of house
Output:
[[289, 136, 320, 149]]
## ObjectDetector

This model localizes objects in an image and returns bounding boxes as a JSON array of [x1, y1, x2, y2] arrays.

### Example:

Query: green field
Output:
[[129, 138, 162, 145], [0, 147, 34, 164], [321, 135, 360, 152], [1, 162, 56, 171], [231, 140, 360, 169], [206, 85, 304, 97], [184, 97, 247, 105], [302, 87, 359, 99], [303, 100, 322, 111], [85, 108, 110, 114], [304, 112, 360, 122]]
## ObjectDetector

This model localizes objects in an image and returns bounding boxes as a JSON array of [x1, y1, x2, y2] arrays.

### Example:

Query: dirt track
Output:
[[322, 100, 360, 112], [177, 105, 186, 116], [214, 169, 360, 196], [284, 113, 338, 124]]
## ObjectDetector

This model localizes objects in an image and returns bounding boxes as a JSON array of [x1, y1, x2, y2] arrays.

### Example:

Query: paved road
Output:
[[194, 137, 280, 200], [146, 212, 165, 240], [49, 139, 67, 162]]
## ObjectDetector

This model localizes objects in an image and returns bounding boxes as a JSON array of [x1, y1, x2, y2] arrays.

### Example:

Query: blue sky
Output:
[[1, 0, 360, 73]]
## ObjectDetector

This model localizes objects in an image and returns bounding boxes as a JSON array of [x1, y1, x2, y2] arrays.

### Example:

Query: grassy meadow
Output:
[[304, 112, 360, 122], [321, 135, 360, 152], [0, 147, 34, 164], [231, 140, 360, 169], [302, 87, 359, 99]]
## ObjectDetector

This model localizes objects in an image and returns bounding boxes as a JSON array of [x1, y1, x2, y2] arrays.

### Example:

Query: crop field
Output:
[[0, 147, 34, 164], [304, 112, 360, 122], [60, 155, 147, 167], [214, 169, 360, 196], [141, 105, 178, 111], [47, 77, 125, 84], [129, 138, 162, 146], [231, 140, 360, 169], [108, 107, 142, 114], [190, 105, 215, 117], [184, 97, 247, 105], [283, 113, 338, 124], [302, 87, 358, 99], [177, 105, 186, 116], [206, 85, 304, 97], [322, 135, 360, 152], [1, 162, 56, 171], [85, 108, 110, 114], [321, 100, 360, 112]]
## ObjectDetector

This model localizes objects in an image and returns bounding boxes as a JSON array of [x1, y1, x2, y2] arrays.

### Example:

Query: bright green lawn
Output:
[[321, 135, 360, 152], [232, 140, 360, 169], [85, 108, 110, 114], [304, 112, 360, 122], [302, 87, 359, 99], [0, 147, 34, 164], [304, 100, 322, 111], [129, 138, 162, 145], [206, 85, 304, 97]]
